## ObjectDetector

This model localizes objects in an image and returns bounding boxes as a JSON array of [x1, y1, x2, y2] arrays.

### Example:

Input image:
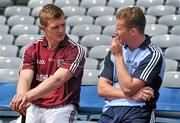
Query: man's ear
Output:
[[130, 28, 137, 36]]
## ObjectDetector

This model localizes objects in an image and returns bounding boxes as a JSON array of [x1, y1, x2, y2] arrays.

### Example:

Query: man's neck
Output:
[[128, 34, 146, 51]]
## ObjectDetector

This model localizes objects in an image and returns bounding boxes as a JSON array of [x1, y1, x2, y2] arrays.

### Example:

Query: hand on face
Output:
[[110, 37, 123, 56]]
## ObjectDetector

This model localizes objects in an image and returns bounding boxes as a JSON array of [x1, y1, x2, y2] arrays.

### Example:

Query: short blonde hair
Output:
[[116, 7, 146, 33], [39, 4, 64, 26]]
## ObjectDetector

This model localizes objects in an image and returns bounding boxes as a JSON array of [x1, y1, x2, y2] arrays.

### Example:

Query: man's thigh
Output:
[[25, 104, 77, 123]]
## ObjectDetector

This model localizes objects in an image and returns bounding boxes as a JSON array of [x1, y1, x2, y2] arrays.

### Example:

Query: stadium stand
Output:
[[66, 15, 94, 27], [84, 58, 99, 70], [88, 45, 110, 60], [54, 0, 79, 8], [0, 25, 9, 34], [0, 34, 14, 45], [80, 0, 106, 8], [87, 6, 115, 17], [7, 15, 35, 27], [27, 0, 53, 8], [0, 57, 21, 69], [4, 6, 30, 17], [0, 0, 180, 122], [0, 15, 6, 25], [71, 24, 102, 37], [80, 34, 112, 48], [145, 24, 168, 36], [158, 14, 180, 27], [62, 6, 86, 17], [81, 69, 100, 85], [170, 25, 180, 35], [107, 0, 135, 9], [95, 15, 116, 27]]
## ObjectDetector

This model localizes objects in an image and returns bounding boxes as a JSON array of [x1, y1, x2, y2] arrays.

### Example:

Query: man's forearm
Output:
[[17, 78, 31, 95], [25, 76, 63, 101]]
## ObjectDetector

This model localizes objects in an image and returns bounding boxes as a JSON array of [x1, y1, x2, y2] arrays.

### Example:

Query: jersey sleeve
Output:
[[132, 51, 163, 85], [99, 51, 113, 81], [61, 45, 85, 77], [20, 45, 36, 71]]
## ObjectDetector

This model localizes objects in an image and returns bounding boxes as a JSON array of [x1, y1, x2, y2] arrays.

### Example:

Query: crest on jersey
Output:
[[57, 59, 64, 67]]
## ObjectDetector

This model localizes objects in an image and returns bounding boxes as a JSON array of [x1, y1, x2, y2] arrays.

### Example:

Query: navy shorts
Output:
[[98, 106, 154, 123]]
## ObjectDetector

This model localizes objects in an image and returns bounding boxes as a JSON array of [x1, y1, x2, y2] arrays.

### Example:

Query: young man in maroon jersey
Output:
[[10, 4, 85, 123]]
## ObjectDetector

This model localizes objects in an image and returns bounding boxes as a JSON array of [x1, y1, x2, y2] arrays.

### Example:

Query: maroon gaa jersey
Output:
[[20, 35, 85, 108]]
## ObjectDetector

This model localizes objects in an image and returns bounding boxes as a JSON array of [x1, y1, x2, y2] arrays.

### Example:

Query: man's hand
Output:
[[130, 86, 154, 102], [10, 94, 30, 115], [110, 37, 123, 56]]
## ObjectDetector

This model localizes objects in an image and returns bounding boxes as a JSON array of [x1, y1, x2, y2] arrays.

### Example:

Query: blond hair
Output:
[[116, 7, 146, 33], [39, 4, 64, 26]]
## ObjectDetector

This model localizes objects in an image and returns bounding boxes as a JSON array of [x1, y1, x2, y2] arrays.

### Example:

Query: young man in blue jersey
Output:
[[98, 7, 165, 123]]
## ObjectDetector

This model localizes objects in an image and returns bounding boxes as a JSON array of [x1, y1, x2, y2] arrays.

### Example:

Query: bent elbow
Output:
[[122, 87, 134, 96], [97, 86, 105, 97]]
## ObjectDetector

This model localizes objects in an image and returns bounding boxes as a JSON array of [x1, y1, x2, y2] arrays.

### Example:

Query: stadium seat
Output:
[[4, 6, 30, 17], [0, 0, 13, 7], [95, 15, 116, 27], [28, 0, 53, 8], [80, 34, 112, 48], [0, 15, 6, 25], [18, 46, 26, 57], [145, 24, 168, 36], [31, 6, 42, 17], [0, 25, 9, 34], [162, 71, 180, 88], [146, 5, 176, 17], [158, 15, 180, 27], [165, 46, 180, 60], [165, 0, 180, 8], [0, 57, 21, 69], [0, 82, 17, 117], [0, 68, 19, 82], [108, 0, 135, 9], [87, 6, 115, 17], [165, 59, 178, 72], [0, 44, 18, 57], [62, 6, 86, 17], [102, 25, 115, 36], [136, 0, 164, 8], [10, 24, 39, 36], [68, 34, 79, 43], [80, 0, 106, 8], [0, 34, 14, 45], [151, 34, 180, 50], [35, 18, 40, 25], [54, 0, 79, 8], [71, 24, 101, 37], [177, 8, 180, 14], [170, 25, 180, 35], [88, 45, 110, 59], [66, 15, 94, 27], [81, 69, 99, 85], [15, 34, 43, 47], [156, 117, 180, 123], [145, 15, 156, 24], [7, 15, 35, 26], [84, 58, 99, 70]]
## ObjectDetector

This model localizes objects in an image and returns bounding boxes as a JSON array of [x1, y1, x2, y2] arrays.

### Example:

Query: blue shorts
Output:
[[98, 106, 155, 123]]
